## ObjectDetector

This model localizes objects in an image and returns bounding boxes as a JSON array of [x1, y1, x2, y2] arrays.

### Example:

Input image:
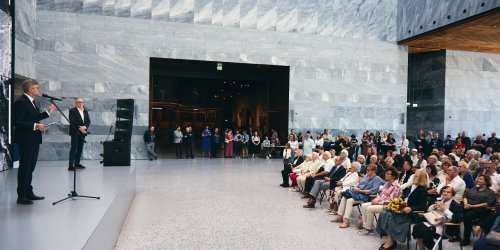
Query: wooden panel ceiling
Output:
[[401, 10, 500, 54]]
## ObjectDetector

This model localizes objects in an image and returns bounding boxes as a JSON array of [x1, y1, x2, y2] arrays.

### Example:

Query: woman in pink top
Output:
[[358, 167, 402, 235]]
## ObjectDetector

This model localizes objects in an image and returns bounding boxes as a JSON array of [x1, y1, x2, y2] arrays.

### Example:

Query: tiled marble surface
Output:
[[445, 50, 500, 137], [36, 0, 398, 41], [30, 9, 408, 160], [115, 158, 472, 250], [15, 0, 37, 78], [0, 10, 12, 171], [397, 0, 500, 41]]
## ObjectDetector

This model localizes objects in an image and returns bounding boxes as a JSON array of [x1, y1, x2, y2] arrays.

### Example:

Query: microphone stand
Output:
[[49, 98, 100, 205]]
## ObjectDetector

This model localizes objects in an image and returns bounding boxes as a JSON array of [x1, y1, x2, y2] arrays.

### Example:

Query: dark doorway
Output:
[[149, 58, 289, 157]]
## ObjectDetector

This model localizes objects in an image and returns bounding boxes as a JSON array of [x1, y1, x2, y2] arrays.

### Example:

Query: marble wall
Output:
[[15, 0, 37, 78], [397, 0, 500, 41], [24, 0, 408, 160], [37, 0, 398, 42], [0, 9, 12, 170], [444, 50, 500, 137]]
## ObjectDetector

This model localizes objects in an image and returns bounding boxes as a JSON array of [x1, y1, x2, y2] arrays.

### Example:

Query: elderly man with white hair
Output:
[[466, 149, 480, 173], [436, 165, 466, 202], [302, 152, 335, 196], [339, 149, 351, 169], [427, 155, 441, 168], [296, 152, 321, 192]]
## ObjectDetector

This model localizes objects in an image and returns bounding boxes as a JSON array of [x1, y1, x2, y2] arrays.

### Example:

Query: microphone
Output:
[[42, 94, 63, 101]]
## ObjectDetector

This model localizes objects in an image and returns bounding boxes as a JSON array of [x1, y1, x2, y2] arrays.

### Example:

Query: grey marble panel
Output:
[[54, 0, 83, 12], [444, 50, 500, 138], [222, 0, 239, 27], [38, 0, 56, 10], [131, 0, 152, 18], [297, 0, 317, 34], [169, 0, 194, 23], [276, 0, 296, 32], [102, 0, 117, 15], [211, 0, 222, 26], [83, 0, 102, 14], [257, 0, 276, 31], [0, 10, 12, 171], [193, 0, 211, 24], [115, 0, 132, 17], [317, 0, 333, 35], [239, 0, 257, 29]]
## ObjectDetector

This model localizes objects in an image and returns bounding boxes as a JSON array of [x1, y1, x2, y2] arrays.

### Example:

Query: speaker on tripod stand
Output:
[[101, 99, 134, 166]]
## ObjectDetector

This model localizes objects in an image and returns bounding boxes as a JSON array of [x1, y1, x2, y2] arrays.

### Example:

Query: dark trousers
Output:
[[184, 142, 193, 158], [304, 176, 323, 193], [69, 135, 85, 166], [17, 143, 40, 198], [174, 143, 182, 158], [463, 208, 489, 241], [281, 160, 292, 186], [211, 143, 219, 158]]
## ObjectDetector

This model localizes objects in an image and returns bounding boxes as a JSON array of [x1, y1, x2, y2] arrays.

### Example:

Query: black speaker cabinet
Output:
[[117, 99, 134, 110], [114, 130, 131, 142], [115, 120, 133, 131], [116, 109, 133, 120], [102, 141, 131, 166]]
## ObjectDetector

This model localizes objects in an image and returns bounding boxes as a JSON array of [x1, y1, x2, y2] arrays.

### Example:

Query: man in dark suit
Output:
[[12, 79, 56, 205], [68, 98, 91, 171], [303, 156, 346, 208], [143, 126, 157, 161]]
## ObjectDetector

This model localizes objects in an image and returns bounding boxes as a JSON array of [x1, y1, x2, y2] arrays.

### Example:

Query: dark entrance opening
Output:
[[149, 58, 289, 157]]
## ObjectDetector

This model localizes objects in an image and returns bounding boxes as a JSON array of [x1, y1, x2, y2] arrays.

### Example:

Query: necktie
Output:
[[32, 100, 38, 111]]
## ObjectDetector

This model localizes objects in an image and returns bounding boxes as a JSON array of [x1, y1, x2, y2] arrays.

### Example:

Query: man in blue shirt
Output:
[[332, 164, 383, 228]]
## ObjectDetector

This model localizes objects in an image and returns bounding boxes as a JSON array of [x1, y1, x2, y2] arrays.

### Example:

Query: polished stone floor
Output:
[[115, 158, 470, 250]]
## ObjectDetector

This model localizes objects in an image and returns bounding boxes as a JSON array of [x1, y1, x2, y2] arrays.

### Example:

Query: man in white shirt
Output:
[[302, 152, 335, 195], [485, 160, 500, 193], [436, 166, 466, 202]]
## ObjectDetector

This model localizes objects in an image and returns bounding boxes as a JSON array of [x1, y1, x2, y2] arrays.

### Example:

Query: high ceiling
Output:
[[400, 10, 500, 54]]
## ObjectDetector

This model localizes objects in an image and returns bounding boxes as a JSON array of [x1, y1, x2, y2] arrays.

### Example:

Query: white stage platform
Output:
[[0, 161, 136, 250]]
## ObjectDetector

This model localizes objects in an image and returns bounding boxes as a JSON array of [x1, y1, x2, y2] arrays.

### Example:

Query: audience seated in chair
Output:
[[280, 149, 304, 188], [376, 169, 429, 250], [359, 167, 402, 236], [412, 186, 463, 249], [329, 161, 360, 214], [301, 152, 335, 197], [461, 174, 496, 246], [331, 164, 383, 228], [289, 154, 312, 190], [303, 156, 346, 208]]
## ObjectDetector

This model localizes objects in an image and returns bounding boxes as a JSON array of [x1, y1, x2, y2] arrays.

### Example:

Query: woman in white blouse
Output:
[[330, 161, 360, 213], [315, 132, 324, 149]]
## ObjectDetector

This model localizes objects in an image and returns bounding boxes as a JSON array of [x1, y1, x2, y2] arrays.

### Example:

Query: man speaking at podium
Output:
[[68, 98, 91, 171], [13, 79, 56, 205]]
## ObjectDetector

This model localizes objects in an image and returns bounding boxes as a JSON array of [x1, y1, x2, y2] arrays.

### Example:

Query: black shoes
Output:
[[447, 236, 459, 242], [69, 164, 86, 170], [29, 194, 45, 200], [17, 197, 34, 205], [75, 164, 86, 169]]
